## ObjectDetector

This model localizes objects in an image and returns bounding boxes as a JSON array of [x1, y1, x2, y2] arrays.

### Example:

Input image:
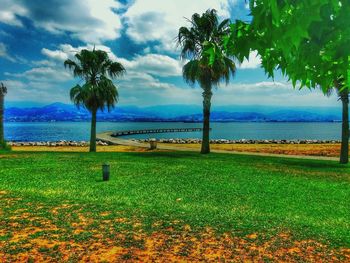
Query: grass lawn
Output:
[[0, 150, 349, 261]]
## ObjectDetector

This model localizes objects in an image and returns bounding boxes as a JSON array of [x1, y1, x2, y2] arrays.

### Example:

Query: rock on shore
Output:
[[134, 138, 341, 144], [8, 138, 341, 146], [8, 140, 110, 147]]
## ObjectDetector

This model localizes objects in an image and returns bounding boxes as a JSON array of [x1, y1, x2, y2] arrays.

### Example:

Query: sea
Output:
[[4, 122, 343, 142]]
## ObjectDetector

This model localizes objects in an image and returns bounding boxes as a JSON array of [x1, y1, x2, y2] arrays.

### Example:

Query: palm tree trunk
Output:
[[0, 92, 4, 144], [90, 109, 97, 152], [340, 89, 349, 164], [201, 86, 212, 154]]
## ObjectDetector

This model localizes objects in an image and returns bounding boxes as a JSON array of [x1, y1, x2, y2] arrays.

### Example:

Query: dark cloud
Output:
[[21, 0, 103, 29], [0, 0, 123, 43]]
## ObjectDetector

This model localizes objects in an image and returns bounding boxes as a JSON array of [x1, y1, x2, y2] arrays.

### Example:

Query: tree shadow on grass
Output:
[[95, 179, 106, 183], [122, 151, 202, 159], [272, 158, 349, 171]]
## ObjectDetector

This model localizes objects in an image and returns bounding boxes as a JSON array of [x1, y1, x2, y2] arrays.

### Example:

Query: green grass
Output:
[[0, 150, 349, 247]]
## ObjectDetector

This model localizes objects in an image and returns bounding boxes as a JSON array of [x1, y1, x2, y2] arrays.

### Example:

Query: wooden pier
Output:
[[111, 128, 207, 137]]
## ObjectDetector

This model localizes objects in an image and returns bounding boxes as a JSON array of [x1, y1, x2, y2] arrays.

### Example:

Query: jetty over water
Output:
[[111, 128, 207, 137]]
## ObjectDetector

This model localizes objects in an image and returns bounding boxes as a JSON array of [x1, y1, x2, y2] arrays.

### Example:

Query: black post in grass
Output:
[[102, 163, 110, 181], [149, 138, 157, 150]]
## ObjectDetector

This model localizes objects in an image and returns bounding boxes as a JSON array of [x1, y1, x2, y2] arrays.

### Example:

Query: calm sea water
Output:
[[4, 122, 342, 142]]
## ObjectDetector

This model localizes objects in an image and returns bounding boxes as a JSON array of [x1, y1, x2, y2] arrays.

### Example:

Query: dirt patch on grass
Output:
[[160, 143, 343, 157], [12, 143, 344, 157], [2, 222, 349, 262], [1, 195, 349, 262]]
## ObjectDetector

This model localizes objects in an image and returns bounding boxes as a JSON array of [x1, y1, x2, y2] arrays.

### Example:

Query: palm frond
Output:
[[218, 19, 230, 33], [108, 62, 126, 78], [183, 60, 201, 86], [64, 59, 83, 78], [70, 84, 86, 109], [65, 48, 125, 113], [0, 83, 7, 95], [97, 76, 119, 112], [177, 9, 236, 90]]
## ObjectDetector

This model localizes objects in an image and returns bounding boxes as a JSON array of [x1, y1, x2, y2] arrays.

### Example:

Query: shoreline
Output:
[[7, 139, 343, 147], [7, 141, 109, 147], [4, 120, 343, 123], [134, 138, 342, 144]]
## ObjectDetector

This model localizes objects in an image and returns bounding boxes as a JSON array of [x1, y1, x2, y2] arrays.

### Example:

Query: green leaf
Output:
[[270, 0, 280, 25]]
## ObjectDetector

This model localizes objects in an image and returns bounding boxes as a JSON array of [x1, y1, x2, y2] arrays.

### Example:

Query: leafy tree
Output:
[[0, 82, 7, 148], [177, 9, 236, 154], [225, 1, 350, 164], [64, 49, 125, 152]]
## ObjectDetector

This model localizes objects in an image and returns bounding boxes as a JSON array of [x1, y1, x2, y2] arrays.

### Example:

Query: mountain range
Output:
[[4, 102, 342, 122]]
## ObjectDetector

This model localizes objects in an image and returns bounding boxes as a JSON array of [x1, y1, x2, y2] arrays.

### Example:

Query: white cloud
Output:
[[32, 60, 57, 67], [41, 48, 69, 62], [0, 0, 123, 43], [3, 43, 184, 104], [117, 73, 201, 106], [0, 30, 11, 37], [124, 0, 237, 52], [1, 79, 70, 103], [0, 43, 29, 64], [44, 44, 119, 61], [0, 42, 16, 62], [117, 77, 339, 107], [42, 44, 182, 77], [0, 80, 25, 90], [210, 81, 339, 106], [118, 80, 340, 107], [2, 67, 340, 107], [6, 67, 72, 83], [119, 54, 182, 77], [238, 51, 261, 69], [0, 0, 27, 27]]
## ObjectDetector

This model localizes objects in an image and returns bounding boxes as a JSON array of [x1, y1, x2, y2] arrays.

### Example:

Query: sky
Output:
[[0, 0, 340, 108]]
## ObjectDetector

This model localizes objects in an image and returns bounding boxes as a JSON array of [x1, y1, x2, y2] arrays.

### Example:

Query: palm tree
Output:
[[64, 49, 125, 152], [0, 82, 7, 146], [177, 9, 236, 154]]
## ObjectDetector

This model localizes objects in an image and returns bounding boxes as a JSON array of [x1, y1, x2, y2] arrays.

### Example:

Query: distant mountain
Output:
[[4, 102, 341, 122], [5, 101, 48, 108], [176, 111, 268, 122]]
